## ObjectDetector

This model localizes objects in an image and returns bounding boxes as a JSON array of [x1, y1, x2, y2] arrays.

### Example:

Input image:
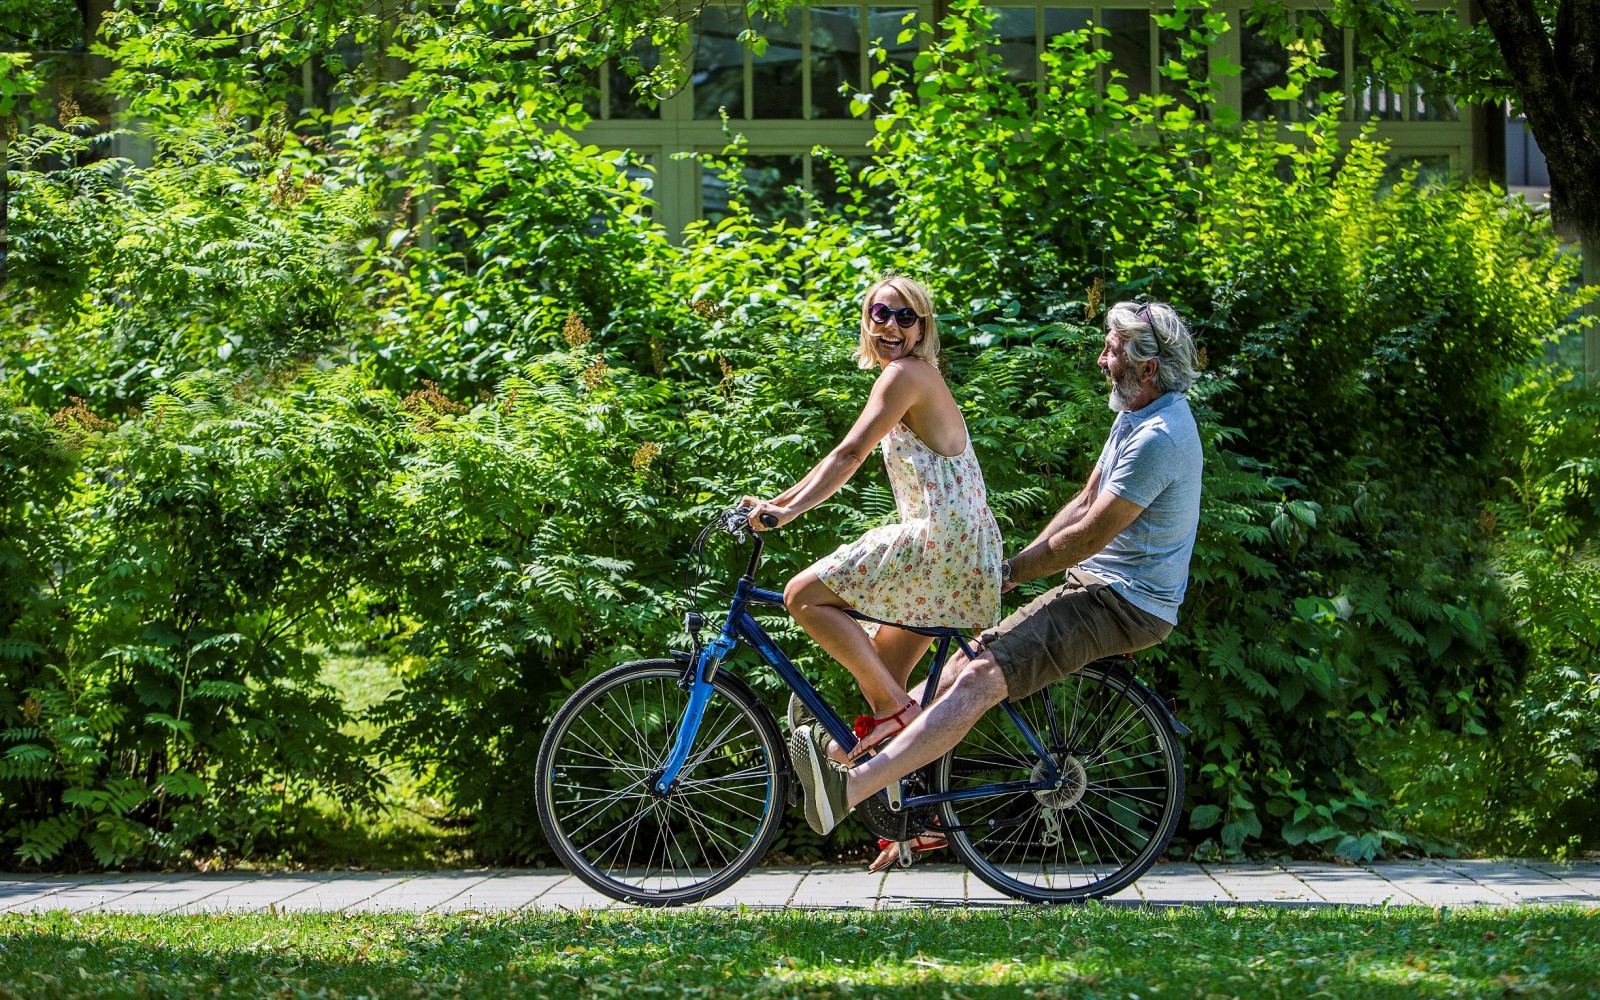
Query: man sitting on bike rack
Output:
[[792, 300, 1204, 838]]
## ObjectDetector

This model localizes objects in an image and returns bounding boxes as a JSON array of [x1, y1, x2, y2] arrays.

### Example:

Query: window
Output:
[[605, 40, 662, 120], [1239, 21, 1289, 120], [1102, 9, 1153, 99], [693, 5, 921, 120], [695, 6, 748, 118], [702, 154, 806, 224], [992, 8, 1041, 84], [812, 7, 866, 117]]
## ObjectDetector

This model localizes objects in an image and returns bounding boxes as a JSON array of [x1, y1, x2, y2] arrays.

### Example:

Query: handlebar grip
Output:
[[759, 513, 779, 529]]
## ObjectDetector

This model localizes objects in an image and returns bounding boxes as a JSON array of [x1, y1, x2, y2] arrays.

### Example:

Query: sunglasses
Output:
[[867, 302, 923, 329]]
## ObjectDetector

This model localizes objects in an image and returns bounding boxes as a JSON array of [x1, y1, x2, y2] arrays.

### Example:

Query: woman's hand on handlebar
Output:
[[738, 497, 796, 531]]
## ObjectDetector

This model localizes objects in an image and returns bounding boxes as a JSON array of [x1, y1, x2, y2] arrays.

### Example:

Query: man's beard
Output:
[[1107, 366, 1141, 412]]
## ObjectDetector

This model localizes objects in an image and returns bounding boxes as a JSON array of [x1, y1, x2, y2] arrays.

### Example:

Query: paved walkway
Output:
[[3, 860, 1597, 914]]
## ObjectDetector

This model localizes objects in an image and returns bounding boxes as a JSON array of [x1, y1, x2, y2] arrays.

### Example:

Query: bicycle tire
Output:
[[934, 660, 1185, 903], [535, 659, 788, 906]]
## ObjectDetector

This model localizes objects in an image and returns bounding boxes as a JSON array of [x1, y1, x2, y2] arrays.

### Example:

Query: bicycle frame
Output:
[[652, 527, 1067, 811]]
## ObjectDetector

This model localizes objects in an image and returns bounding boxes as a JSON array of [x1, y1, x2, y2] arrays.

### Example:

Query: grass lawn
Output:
[[1, 904, 1595, 998]]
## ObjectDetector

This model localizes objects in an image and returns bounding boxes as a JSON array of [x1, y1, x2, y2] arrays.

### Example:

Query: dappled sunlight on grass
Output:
[[2, 904, 1595, 998]]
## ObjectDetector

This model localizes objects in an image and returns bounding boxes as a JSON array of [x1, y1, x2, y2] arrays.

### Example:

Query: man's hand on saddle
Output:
[[739, 496, 798, 531]]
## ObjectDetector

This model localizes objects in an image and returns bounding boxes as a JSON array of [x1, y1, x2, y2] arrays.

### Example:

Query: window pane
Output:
[[702, 155, 807, 225], [1352, 35, 1402, 121], [751, 11, 805, 118], [1044, 7, 1093, 39], [609, 41, 661, 120], [1102, 9, 1152, 99], [989, 8, 1037, 85], [1410, 80, 1458, 122], [1300, 11, 1344, 118], [1157, 12, 1207, 108], [1043, 8, 1093, 89], [621, 154, 656, 218], [695, 8, 746, 119], [814, 154, 894, 218], [811, 8, 862, 119], [1240, 22, 1289, 120], [1383, 152, 1452, 186], [867, 7, 919, 108]]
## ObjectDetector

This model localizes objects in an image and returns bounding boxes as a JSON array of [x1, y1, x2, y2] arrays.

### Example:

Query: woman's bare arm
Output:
[[745, 361, 931, 528]]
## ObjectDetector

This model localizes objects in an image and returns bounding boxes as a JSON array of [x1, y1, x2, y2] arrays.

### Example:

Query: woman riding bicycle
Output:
[[741, 274, 1004, 872]]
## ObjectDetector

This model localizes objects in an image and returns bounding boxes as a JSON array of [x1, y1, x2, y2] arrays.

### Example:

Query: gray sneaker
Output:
[[789, 724, 852, 835], [786, 692, 817, 732]]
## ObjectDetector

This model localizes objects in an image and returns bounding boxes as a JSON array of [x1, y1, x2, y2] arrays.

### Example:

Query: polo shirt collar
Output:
[[1127, 391, 1183, 422]]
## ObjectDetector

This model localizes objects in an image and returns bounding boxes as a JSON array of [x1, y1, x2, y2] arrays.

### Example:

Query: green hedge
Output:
[[2, 0, 1595, 866]]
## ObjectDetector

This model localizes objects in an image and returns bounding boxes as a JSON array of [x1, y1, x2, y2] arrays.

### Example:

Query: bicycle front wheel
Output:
[[935, 660, 1185, 903], [535, 659, 788, 906]]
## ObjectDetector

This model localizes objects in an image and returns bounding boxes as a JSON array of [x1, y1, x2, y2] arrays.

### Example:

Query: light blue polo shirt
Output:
[[1078, 392, 1203, 625]]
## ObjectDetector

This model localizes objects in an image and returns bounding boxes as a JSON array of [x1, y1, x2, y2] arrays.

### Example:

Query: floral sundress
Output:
[[815, 421, 1003, 631]]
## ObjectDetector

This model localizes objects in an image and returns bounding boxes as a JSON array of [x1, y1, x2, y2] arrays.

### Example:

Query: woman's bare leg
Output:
[[872, 626, 935, 695], [785, 569, 908, 715]]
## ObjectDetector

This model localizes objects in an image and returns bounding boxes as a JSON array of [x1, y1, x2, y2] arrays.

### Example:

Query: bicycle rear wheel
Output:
[[535, 659, 788, 906], [935, 660, 1184, 903]]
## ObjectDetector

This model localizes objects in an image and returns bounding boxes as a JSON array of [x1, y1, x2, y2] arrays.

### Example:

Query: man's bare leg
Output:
[[844, 650, 1010, 809]]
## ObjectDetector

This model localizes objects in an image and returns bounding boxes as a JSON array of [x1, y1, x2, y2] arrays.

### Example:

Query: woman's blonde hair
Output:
[[855, 275, 940, 370]]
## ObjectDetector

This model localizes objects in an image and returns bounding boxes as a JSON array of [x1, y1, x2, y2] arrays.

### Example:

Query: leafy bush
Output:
[[1, 0, 1594, 866]]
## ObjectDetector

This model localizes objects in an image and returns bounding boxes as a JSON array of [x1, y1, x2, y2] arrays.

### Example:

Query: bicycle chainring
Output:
[[856, 772, 938, 843]]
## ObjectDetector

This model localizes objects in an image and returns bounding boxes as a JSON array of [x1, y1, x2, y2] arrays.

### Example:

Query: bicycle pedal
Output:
[[897, 842, 914, 868]]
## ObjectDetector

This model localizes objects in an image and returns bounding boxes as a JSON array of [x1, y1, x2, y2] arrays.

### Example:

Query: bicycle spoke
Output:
[[938, 663, 1182, 902], [537, 662, 783, 904]]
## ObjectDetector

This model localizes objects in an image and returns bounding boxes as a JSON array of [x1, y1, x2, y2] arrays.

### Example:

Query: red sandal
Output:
[[848, 698, 920, 761], [867, 833, 948, 873]]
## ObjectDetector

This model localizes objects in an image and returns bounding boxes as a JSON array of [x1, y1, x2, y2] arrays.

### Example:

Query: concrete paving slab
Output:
[[357, 872, 497, 913], [1431, 860, 1588, 904], [1130, 862, 1230, 903], [1277, 862, 1415, 905], [704, 868, 808, 909], [77, 875, 261, 915], [120, 876, 259, 914], [1, 876, 111, 912], [5, 860, 1596, 914], [1521, 861, 1600, 901], [527, 874, 624, 911], [1205, 864, 1321, 904], [6, 875, 151, 914], [878, 864, 968, 908], [1361, 861, 1509, 906], [169, 873, 364, 914], [789, 865, 886, 909], [427, 871, 576, 913]]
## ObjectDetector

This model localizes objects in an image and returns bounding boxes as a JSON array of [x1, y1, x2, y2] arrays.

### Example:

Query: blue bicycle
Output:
[[534, 507, 1189, 905]]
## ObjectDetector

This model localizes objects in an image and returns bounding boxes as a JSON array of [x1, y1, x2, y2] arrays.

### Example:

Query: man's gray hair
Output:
[[1105, 300, 1198, 394]]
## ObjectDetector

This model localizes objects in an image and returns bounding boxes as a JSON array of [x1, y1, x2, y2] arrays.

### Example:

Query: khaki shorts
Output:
[[980, 568, 1173, 700]]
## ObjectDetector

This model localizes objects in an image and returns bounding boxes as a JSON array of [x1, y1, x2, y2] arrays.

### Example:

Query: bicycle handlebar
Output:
[[724, 506, 778, 534]]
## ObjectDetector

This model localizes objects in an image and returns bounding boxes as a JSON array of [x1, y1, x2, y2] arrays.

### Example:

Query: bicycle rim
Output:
[[935, 662, 1184, 903], [535, 660, 786, 906]]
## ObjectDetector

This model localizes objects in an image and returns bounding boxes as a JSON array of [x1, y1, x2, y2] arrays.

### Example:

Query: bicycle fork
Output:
[[652, 632, 734, 795]]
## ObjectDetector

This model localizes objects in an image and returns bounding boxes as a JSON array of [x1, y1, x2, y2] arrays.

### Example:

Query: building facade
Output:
[[567, 1, 1488, 234]]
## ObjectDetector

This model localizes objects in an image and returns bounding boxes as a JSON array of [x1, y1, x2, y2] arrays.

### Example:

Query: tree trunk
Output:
[[1476, 0, 1600, 385], [1586, 228, 1600, 387]]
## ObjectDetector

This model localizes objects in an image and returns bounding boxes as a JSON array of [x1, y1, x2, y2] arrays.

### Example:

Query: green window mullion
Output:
[[803, 9, 814, 119], [858, 4, 869, 109], [744, 25, 754, 120], [1148, 5, 1158, 101]]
